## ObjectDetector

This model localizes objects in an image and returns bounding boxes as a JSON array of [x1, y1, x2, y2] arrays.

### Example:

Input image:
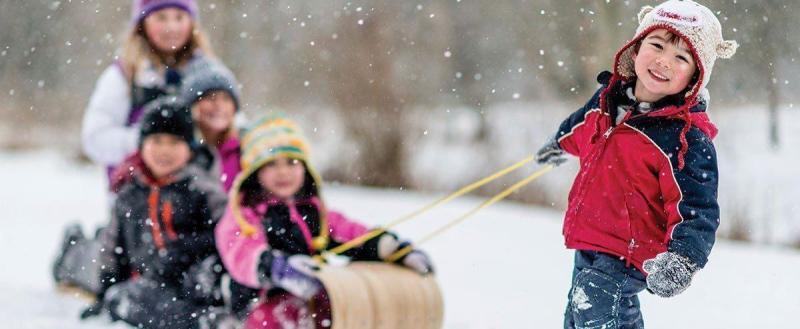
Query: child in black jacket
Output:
[[93, 99, 231, 329]]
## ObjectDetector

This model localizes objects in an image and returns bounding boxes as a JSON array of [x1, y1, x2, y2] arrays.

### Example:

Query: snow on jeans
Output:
[[564, 251, 647, 329]]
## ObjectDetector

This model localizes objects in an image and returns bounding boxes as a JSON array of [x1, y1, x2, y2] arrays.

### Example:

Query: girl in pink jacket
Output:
[[215, 115, 433, 328]]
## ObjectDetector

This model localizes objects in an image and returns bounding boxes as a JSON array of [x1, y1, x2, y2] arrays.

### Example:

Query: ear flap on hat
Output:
[[638, 6, 654, 24], [716, 40, 739, 59]]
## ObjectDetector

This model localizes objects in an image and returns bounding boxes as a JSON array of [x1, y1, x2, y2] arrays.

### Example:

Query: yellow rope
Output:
[[318, 156, 536, 261], [386, 164, 554, 262]]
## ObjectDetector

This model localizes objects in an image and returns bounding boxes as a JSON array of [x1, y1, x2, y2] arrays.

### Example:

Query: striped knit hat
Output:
[[229, 114, 329, 249]]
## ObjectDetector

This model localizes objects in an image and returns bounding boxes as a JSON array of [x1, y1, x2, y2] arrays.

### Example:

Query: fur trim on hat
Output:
[[602, 0, 735, 170]]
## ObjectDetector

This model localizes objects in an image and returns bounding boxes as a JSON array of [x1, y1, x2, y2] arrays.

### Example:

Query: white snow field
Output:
[[1, 151, 798, 328]]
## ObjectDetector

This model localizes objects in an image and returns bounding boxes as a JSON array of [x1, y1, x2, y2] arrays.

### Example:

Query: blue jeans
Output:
[[564, 251, 647, 329]]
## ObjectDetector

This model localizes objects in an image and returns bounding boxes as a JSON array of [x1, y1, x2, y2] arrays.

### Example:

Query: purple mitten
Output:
[[269, 254, 321, 300]]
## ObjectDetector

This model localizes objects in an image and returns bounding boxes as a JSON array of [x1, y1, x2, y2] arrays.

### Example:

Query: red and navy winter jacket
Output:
[[554, 74, 720, 272]]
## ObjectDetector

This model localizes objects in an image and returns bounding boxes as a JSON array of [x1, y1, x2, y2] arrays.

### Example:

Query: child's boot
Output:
[[52, 222, 85, 283]]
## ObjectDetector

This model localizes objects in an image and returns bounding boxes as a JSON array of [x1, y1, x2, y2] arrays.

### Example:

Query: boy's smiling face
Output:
[[633, 29, 697, 103], [141, 133, 192, 180], [191, 91, 236, 136]]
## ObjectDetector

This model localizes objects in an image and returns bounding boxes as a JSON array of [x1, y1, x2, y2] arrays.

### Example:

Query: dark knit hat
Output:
[[131, 0, 199, 26], [181, 59, 241, 111], [139, 97, 195, 147]]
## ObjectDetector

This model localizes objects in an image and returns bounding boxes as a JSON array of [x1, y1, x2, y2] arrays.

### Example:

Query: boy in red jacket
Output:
[[535, 1, 737, 328]]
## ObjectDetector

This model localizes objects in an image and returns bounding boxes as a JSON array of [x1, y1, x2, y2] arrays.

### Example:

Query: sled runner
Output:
[[56, 283, 98, 303]]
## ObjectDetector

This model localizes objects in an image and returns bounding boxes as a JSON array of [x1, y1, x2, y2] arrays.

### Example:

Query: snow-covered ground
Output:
[[1, 151, 798, 328]]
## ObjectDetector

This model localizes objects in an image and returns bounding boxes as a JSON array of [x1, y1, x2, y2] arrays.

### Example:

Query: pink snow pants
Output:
[[244, 291, 332, 329]]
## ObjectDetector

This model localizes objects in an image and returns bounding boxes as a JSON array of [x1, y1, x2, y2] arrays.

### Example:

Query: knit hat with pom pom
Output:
[[613, 0, 738, 102]]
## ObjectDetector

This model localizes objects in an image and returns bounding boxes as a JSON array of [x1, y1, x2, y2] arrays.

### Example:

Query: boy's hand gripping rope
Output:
[[385, 164, 554, 262]]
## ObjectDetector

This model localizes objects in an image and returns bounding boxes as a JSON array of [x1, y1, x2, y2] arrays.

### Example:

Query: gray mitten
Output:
[[643, 252, 699, 298], [535, 137, 567, 166], [377, 234, 434, 275], [183, 255, 225, 304], [401, 250, 434, 275]]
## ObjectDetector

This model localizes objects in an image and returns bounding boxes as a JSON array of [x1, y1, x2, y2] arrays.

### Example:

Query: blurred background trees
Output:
[[2, 0, 797, 153]]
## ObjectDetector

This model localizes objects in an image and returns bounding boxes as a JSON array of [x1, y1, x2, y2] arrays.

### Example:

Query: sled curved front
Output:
[[314, 262, 444, 329]]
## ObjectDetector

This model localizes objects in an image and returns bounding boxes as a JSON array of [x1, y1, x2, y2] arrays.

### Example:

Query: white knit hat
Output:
[[613, 0, 738, 102]]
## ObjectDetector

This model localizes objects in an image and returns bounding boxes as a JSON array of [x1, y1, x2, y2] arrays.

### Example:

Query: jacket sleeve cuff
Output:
[[256, 250, 274, 285], [668, 240, 707, 269]]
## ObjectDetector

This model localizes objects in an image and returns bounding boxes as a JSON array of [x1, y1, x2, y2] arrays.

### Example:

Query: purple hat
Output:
[[131, 0, 199, 26]]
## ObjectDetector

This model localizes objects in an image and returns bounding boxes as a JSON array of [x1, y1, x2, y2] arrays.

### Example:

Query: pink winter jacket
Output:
[[215, 197, 369, 288], [216, 137, 241, 192]]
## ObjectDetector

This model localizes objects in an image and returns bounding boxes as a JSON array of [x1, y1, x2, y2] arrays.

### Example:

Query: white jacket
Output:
[[81, 64, 137, 166], [81, 55, 209, 166]]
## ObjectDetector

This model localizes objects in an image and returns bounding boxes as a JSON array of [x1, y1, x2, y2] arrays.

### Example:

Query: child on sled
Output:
[[81, 0, 218, 180], [215, 115, 434, 328], [109, 58, 243, 194], [57, 0, 224, 302], [54, 58, 243, 306], [82, 99, 236, 329]]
